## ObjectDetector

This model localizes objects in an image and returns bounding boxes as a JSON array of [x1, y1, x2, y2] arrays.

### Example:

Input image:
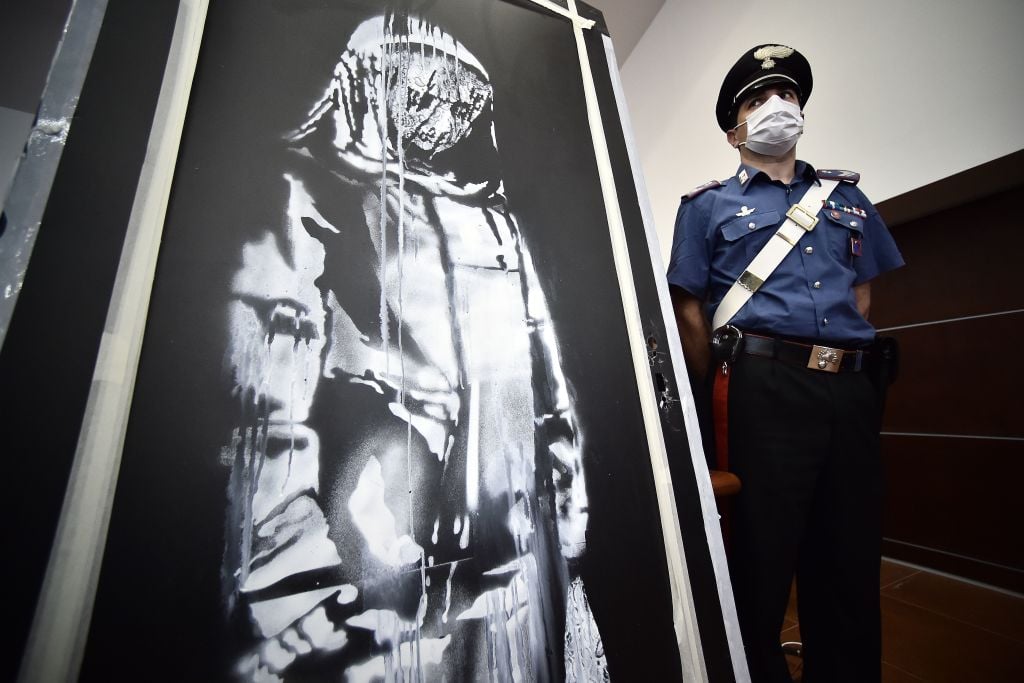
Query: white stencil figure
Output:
[[223, 14, 608, 682]]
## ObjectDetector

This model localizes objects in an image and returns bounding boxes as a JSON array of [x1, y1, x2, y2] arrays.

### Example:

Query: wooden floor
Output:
[[781, 559, 1024, 682]]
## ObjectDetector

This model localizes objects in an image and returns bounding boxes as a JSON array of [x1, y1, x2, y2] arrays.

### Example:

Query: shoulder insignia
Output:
[[681, 179, 722, 203], [817, 168, 860, 184]]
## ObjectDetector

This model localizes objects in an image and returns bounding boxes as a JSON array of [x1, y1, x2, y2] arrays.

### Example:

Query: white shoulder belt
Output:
[[712, 179, 840, 330]]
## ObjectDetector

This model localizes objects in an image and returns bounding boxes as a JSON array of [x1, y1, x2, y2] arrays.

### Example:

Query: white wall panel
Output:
[[620, 0, 1024, 261]]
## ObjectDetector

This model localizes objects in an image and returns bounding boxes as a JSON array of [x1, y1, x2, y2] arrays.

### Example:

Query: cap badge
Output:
[[753, 45, 794, 70]]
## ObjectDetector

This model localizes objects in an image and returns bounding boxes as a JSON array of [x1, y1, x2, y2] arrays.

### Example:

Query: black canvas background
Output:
[[0, 1, 181, 677], [584, 28, 737, 682], [80, 1, 690, 680]]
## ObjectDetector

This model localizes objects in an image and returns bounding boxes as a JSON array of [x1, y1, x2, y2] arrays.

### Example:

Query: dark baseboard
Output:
[[882, 538, 1024, 594]]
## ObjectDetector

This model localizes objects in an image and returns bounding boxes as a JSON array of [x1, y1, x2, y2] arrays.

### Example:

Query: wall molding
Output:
[[877, 148, 1024, 228]]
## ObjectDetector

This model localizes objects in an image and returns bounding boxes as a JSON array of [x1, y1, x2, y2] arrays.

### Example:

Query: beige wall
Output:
[[620, 0, 1024, 261]]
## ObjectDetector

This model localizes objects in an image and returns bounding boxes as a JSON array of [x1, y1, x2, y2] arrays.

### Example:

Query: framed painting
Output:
[[14, 1, 745, 681]]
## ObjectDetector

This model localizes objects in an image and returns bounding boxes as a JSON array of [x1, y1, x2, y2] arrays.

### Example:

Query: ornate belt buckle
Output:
[[808, 344, 844, 373]]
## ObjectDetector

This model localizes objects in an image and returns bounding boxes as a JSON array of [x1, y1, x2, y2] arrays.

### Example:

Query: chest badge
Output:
[[850, 236, 863, 256], [825, 199, 867, 219], [735, 206, 756, 217]]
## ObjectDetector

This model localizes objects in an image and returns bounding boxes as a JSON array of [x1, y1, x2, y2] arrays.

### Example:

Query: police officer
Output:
[[667, 45, 903, 682]]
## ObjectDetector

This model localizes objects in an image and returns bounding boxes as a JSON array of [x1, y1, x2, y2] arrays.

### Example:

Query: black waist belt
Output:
[[742, 333, 867, 373]]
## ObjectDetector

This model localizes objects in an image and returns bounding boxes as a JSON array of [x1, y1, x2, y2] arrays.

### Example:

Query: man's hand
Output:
[[854, 282, 871, 319], [670, 285, 712, 382]]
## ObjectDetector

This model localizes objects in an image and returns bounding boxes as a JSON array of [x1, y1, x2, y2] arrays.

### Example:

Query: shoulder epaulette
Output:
[[681, 179, 722, 203], [817, 169, 860, 184]]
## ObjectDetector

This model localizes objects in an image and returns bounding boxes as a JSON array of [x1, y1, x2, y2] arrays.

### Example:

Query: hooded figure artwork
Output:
[[222, 14, 608, 682]]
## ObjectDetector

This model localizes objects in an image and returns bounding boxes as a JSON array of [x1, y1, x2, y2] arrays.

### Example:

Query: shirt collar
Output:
[[735, 160, 819, 194]]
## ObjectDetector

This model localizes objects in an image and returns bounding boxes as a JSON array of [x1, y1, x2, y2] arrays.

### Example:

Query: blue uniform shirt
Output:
[[667, 161, 904, 346]]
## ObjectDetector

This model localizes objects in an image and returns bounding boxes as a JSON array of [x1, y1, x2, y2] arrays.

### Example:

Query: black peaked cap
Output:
[[716, 44, 812, 131]]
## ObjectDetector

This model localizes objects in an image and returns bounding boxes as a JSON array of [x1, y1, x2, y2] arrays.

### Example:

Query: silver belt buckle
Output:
[[808, 344, 844, 373]]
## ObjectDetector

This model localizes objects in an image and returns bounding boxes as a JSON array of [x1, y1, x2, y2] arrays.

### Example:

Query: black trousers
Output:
[[726, 352, 883, 683]]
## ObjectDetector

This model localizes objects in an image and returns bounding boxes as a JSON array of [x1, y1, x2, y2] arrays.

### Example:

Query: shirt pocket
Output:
[[820, 208, 865, 263], [719, 210, 781, 263]]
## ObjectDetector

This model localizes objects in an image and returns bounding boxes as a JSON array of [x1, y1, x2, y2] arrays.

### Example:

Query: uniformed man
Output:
[[667, 44, 904, 682]]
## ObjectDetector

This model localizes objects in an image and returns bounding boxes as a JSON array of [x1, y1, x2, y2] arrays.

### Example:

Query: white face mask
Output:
[[735, 94, 803, 156]]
